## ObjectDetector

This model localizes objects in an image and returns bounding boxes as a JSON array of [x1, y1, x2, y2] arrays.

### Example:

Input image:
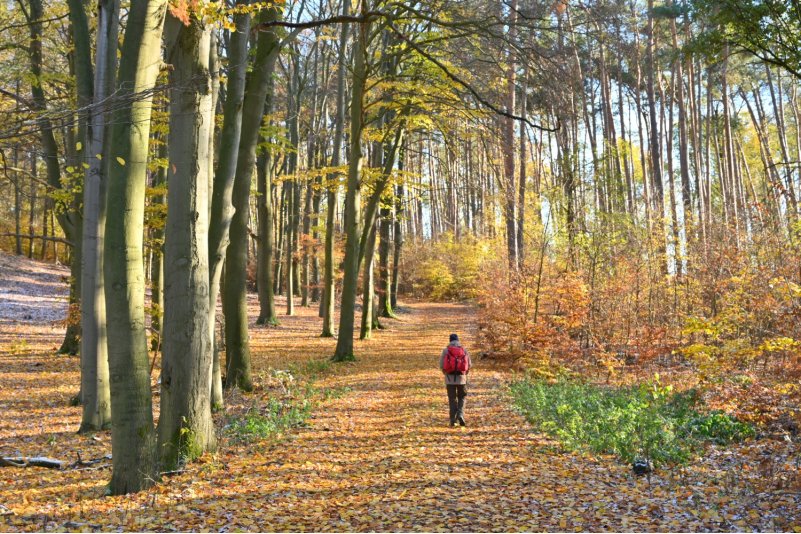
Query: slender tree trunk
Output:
[[322, 0, 350, 336], [665, 68, 681, 276], [256, 145, 279, 325], [377, 199, 393, 317], [301, 179, 312, 307], [391, 186, 403, 310], [517, 67, 527, 261], [74, 0, 118, 432], [670, 12, 692, 245], [360, 212, 378, 339], [310, 178, 322, 304], [502, 0, 518, 268], [158, 14, 215, 469], [285, 60, 300, 314], [274, 181, 285, 295], [223, 5, 283, 391], [27, 179, 35, 258], [766, 66, 798, 218], [333, 14, 368, 361], [646, 0, 666, 267], [27, 0, 83, 354], [721, 49, 740, 237], [208, 3, 251, 408], [14, 172, 22, 256], [285, 177, 295, 314], [253, 36, 278, 328], [103, 0, 167, 495]]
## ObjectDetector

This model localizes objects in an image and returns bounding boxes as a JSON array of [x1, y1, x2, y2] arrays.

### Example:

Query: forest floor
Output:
[[0, 251, 799, 532]]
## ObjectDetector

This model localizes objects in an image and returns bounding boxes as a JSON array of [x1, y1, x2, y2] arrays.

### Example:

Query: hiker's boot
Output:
[[457, 416, 466, 427]]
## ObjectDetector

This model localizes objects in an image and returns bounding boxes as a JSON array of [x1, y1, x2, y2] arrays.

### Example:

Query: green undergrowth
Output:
[[224, 360, 352, 443], [510, 376, 755, 467]]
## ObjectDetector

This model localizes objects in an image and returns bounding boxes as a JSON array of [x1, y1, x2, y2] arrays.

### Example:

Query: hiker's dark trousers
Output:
[[446, 384, 467, 422]]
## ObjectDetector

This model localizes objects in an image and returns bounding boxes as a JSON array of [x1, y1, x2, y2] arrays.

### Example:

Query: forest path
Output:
[[243, 301, 550, 531]]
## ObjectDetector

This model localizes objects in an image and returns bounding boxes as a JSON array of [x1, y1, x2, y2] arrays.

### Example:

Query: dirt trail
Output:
[[1, 295, 796, 531], [242, 302, 546, 531]]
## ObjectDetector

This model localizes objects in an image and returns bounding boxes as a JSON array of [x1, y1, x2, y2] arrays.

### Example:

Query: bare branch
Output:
[[386, 22, 559, 132]]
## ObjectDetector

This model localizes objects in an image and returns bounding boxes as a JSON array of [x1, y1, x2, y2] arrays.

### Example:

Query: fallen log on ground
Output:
[[1, 456, 65, 469]]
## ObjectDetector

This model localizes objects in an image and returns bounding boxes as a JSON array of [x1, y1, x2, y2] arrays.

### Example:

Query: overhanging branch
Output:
[[253, 11, 386, 32], [386, 22, 559, 132]]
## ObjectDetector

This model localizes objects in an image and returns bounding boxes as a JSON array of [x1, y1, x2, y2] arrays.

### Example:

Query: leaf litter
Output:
[[0, 254, 799, 532]]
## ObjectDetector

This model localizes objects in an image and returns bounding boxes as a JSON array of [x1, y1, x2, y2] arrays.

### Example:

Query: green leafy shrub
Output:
[[685, 411, 756, 445], [510, 377, 754, 467], [226, 395, 313, 442], [225, 367, 354, 443]]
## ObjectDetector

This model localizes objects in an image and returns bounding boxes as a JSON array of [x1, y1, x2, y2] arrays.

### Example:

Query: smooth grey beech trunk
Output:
[[254, 31, 278, 328], [360, 214, 378, 339], [256, 131, 278, 325], [209, 5, 251, 407], [158, 14, 216, 469], [390, 150, 405, 310], [333, 15, 368, 361], [223, 5, 282, 390], [103, 0, 167, 495], [76, 0, 119, 433], [28, 0, 82, 356], [321, 0, 349, 337], [377, 202, 393, 318]]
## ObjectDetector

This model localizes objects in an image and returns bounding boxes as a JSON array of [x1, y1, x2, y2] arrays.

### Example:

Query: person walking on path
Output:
[[439, 333, 472, 426]]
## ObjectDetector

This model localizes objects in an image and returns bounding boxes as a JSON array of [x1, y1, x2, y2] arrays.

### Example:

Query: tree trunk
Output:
[[502, 0, 518, 269], [670, 12, 692, 243], [27, 0, 83, 355], [321, 0, 349, 336], [210, 5, 251, 405], [158, 14, 216, 469], [390, 145, 405, 310], [256, 138, 278, 325], [377, 199, 393, 317], [75, 0, 119, 433], [103, 0, 167, 495], [223, 5, 282, 391], [256, 69, 279, 326], [646, 0, 665, 258], [333, 14, 368, 361], [360, 212, 378, 339], [517, 67, 527, 261]]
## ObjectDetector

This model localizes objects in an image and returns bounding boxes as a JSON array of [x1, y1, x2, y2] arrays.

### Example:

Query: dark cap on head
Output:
[[449, 333, 459, 342]]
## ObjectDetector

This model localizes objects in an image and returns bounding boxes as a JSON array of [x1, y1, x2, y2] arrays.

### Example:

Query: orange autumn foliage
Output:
[[476, 259, 589, 366]]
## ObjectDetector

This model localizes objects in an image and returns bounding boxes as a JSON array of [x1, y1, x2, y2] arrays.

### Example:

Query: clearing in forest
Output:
[[0, 255, 798, 531]]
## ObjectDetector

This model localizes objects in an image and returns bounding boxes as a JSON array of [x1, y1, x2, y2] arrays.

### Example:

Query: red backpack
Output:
[[443, 346, 469, 374]]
